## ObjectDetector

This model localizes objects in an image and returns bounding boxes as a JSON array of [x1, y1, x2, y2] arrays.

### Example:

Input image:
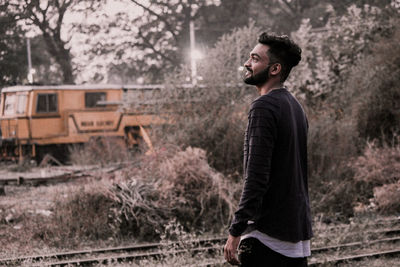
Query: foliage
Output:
[[0, 2, 65, 85], [108, 177, 166, 240], [3, 0, 104, 84], [68, 137, 130, 166], [353, 27, 400, 143], [352, 141, 400, 186], [307, 114, 359, 179], [71, 0, 144, 83], [0, 6, 27, 85], [289, 3, 396, 104], [28, 36, 64, 84], [105, 146, 238, 240], [351, 141, 400, 213], [156, 146, 237, 229], [373, 182, 400, 213], [47, 183, 115, 247], [195, 0, 250, 46], [250, 0, 330, 33], [74, 0, 222, 84]]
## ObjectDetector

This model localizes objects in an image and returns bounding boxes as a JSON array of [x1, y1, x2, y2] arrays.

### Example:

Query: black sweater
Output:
[[229, 88, 313, 242]]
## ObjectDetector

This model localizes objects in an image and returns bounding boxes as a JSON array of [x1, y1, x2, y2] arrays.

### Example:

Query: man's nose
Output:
[[244, 59, 251, 68]]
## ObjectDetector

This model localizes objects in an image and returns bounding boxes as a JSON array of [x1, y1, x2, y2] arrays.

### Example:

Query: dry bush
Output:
[[308, 113, 359, 178], [156, 146, 237, 231], [68, 136, 130, 166], [351, 141, 400, 214], [106, 145, 239, 240], [306, 110, 360, 219], [352, 141, 400, 185], [373, 181, 400, 213], [43, 181, 116, 248], [106, 178, 169, 240], [349, 26, 400, 144], [356, 72, 400, 144]]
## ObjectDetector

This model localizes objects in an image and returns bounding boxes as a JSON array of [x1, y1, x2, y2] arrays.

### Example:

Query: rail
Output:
[[1, 231, 399, 266]]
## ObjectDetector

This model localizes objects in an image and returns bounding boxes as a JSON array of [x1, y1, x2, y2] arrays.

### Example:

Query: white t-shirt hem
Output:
[[241, 230, 311, 258]]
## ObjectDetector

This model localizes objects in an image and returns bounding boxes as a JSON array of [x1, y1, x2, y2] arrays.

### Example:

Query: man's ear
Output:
[[270, 63, 282, 76]]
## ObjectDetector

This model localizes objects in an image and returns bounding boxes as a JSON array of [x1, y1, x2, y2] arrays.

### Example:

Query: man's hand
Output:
[[224, 234, 241, 265]]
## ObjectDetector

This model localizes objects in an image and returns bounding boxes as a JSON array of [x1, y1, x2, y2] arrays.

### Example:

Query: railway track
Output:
[[0, 237, 225, 266], [1, 228, 399, 266]]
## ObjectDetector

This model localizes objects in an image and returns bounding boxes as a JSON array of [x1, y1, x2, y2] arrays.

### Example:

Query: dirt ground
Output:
[[0, 182, 77, 258], [0, 162, 112, 259]]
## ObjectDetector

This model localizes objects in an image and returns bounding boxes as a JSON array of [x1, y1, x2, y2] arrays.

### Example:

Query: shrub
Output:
[[352, 141, 400, 186], [68, 136, 131, 166], [373, 182, 400, 213], [356, 76, 400, 144], [105, 145, 239, 241], [308, 114, 359, 179], [156, 146, 237, 231], [305, 106, 361, 220], [106, 177, 169, 240], [352, 26, 400, 144], [42, 181, 116, 248], [351, 141, 400, 213]]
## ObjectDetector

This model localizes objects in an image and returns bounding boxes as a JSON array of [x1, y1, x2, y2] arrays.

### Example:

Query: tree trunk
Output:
[[58, 48, 74, 84], [41, 31, 74, 84]]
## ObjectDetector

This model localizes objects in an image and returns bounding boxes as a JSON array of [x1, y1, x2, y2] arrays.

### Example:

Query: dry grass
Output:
[[68, 136, 131, 166], [45, 180, 116, 247], [105, 145, 239, 240], [0, 181, 113, 257], [373, 181, 400, 213], [155, 146, 237, 230], [352, 141, 400, 185], [351, 141, 400, 213]]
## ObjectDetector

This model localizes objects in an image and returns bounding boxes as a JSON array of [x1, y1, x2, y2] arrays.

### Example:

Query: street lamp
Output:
[[189, 20, 204, 85], [27, 38, 34, 83]]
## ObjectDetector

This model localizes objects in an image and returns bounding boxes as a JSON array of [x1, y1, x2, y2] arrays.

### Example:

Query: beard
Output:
[[243, 65, 271, 86]]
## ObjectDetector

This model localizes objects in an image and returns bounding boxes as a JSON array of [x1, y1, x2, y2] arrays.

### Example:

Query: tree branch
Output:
[[138, 30, 176, 65], [130, 0, 179, 43]]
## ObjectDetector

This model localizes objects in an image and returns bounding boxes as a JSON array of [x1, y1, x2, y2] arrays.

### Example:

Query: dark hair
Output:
[[258, 33, 302, 82]]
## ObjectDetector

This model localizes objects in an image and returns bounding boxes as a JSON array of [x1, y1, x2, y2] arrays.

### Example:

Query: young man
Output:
[[224, 33, 313, 266]]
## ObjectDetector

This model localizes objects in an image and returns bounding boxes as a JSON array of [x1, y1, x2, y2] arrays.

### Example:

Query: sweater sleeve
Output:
[[229, 97, 279, 237]]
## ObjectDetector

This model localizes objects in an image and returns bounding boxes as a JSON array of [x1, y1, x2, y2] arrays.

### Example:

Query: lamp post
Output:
[[26, 38, 36, 84], [190, 20, 197, 85], [189, 20, 203, 86], [27, 38, 33, 83]]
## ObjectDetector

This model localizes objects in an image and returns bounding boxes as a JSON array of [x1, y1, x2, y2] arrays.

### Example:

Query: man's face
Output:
[[243, 44, 271, 86]]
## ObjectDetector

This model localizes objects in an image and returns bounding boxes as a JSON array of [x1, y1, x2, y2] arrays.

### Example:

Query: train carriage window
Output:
[[85, 92, 106, 108], [16, 94, 27, 114], [4, 94, 16, 115], [36, 93, 58, 113]]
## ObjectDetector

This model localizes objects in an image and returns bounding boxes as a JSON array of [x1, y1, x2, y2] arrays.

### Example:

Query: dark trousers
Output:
[[238, 238, 308, 267]]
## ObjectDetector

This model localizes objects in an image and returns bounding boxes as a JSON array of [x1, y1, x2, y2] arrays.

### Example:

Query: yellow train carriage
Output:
[[0, 84, 160, 162]]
